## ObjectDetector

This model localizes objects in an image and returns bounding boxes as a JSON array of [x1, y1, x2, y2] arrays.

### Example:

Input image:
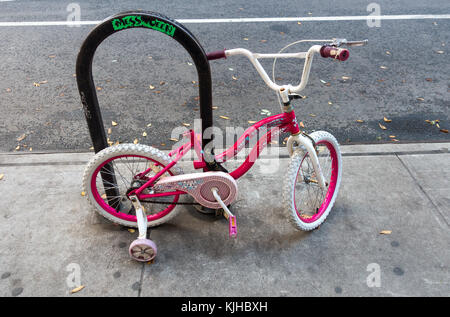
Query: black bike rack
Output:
[[76, 10, 214, 154], [76, 11, 218, 202]]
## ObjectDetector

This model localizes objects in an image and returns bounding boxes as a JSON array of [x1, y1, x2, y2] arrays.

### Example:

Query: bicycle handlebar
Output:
[[320, 46, 350, 61], [206, 49, 227, 61], [207, 39, 367, 94]]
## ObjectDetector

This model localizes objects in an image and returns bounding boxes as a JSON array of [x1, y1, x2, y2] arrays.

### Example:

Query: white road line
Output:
[[0, 14, 449, 27]]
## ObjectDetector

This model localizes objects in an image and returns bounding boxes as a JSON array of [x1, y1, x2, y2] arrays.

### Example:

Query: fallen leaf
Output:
[[309, 113, 316, 117], [15, 145, 20, 151], [70, 285, 85, 294], [392, 139, 399, 142], [328, 101, 333, 105], [49, 55, 56, 58], [389, 135, 396, 138], [212, 106, 218, 110], [440, 129, 449, 133], [107, 128, 112, 135], [320, 79, 327, 84], [33, 82, 40, 87], [356, 119, 364, 123], [81, 191, 86, 196], [133, 139, 138, 144], [191, 81, 196, 84], [0, 174, 4, 181], [149, 85, 155, 90], [101, 194, 107, 199], [220, 116, 230, 120], [248, 120, 256, 124], [380, 230, 392, 235], [128, 228, 135, 233], [142, 132, 147, 137], [159, 81, 165, 85], [299, 121, 305, 128], [416, 97, 424, 101], [111, 121, 118, 126], [260, 40, 267, 43], [383, 117, 392, 123], [161, 143, 166, 146], [425, 78, 433, 82], [380, 66, 388, 69], [386, 51, 391, 55], [96, 87, 102, 91], [187, 62, 193, 66], [182, 123, 190, 127], [341, 76, 351, 80], [232, 76, 238, 80], [6, 88, 11, 92], [436, 123, 440, 128], [17, 134, 26, 141], [169, 138, 178, 142], [379, 123, 387, 130], [29, 147, 33, 151], [154, 90, 162, 94], [436, 50, 444, 54], [147, 123, 152, 127], [297, 22, 302, 25], [243, 37, 249, 41]]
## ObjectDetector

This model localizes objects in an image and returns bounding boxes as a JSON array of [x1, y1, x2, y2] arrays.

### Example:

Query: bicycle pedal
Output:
[[221, 208, 237, 238], [228, 215, 237, 238]]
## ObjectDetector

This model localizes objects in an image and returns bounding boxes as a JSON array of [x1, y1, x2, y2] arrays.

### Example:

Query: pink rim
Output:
[[293, 140, 338, 223], [90, 154, 179, 222]]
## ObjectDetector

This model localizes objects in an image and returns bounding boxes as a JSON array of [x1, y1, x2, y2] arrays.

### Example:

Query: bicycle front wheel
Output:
[[283, 131, 342, 231]]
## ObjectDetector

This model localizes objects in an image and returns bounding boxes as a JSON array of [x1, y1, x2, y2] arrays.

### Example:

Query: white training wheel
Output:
[[128, 238, 157, 262]]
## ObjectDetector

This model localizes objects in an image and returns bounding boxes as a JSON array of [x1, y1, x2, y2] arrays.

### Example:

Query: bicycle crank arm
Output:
[[211, 188, 237, 238], [130, 196, 147, 239]]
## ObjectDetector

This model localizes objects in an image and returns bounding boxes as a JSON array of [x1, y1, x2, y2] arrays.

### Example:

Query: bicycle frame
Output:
[[131, 44, 333, 200], [133, 112, 326, 201]]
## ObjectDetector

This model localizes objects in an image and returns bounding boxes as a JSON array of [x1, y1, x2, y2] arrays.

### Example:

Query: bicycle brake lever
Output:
[[331, 38, 368, 47]]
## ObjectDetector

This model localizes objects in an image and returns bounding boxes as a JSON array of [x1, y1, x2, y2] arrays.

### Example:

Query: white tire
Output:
[[82, 143, 183, 228], [283, 131, 342, 231]]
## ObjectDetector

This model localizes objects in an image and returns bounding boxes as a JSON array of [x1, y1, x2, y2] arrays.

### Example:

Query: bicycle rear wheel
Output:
[[283, 131, 342, 231], [82, 144, 183, 228]]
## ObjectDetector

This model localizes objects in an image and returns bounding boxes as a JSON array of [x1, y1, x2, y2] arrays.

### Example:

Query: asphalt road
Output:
[[0, 0, 449, 152]]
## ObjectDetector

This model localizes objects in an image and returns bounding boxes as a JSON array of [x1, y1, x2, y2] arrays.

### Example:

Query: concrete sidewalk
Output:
[[0, 142, 449, 297]]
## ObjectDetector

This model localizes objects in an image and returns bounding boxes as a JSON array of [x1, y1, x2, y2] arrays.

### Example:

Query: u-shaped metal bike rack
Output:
[[76, 11, 214, 153], [76, 11, 219, 201]]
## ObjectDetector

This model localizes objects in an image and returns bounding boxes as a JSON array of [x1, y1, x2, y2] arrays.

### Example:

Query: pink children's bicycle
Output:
[[80, 14, 367, 262]]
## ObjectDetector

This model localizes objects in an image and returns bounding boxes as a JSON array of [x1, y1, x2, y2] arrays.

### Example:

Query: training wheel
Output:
[[128, 238, 157, 262]]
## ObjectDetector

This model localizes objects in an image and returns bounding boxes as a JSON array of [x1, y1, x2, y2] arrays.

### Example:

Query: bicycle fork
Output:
[[287, 133, 327, 190]]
